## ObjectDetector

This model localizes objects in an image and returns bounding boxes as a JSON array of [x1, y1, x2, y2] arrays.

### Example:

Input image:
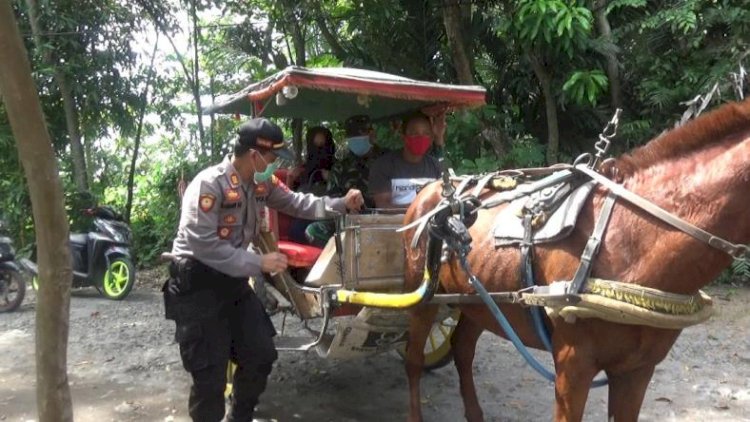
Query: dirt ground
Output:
[[1, 268, 749, 422]]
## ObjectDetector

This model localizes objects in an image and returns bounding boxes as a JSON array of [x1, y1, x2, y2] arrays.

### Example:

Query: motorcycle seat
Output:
[[70, 233, 88, 245]]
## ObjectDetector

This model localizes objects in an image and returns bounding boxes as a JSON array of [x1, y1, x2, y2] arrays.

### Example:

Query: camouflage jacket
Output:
[[326, 146, 385, 207]]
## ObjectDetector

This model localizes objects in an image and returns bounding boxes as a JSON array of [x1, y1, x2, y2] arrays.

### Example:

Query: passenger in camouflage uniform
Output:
[[304, 115, 382, 246]]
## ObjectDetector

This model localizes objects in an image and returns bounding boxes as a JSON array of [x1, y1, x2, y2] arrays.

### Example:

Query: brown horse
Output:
[[401, 98, 750, 421]]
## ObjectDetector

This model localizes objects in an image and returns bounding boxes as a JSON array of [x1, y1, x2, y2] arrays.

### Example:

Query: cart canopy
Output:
[[203, 66, 486, 121]]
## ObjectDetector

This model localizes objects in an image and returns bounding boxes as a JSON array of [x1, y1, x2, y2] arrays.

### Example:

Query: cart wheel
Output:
[[97, 258, 135, 300], [225, 361, 237, 399], [397, 308, 460, 371]]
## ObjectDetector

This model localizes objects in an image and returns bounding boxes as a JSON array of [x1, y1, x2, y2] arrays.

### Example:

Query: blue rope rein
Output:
[[457, 250, 608, 388]]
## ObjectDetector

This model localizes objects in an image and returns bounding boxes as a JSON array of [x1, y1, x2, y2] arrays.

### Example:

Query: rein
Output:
[[575, 164, 750, 260]]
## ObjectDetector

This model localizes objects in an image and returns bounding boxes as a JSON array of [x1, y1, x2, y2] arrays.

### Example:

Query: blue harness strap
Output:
[[459, 252, 608, 388]]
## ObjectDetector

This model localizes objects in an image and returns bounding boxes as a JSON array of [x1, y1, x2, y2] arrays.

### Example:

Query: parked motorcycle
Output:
[[31, 206, 136, 300], [0, 231, 33, 312]]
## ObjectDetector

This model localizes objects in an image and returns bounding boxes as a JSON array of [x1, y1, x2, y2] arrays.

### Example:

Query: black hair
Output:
[[301, 126, 336, 186], [305, 127, 335, 158], [401, 112, 430, 134]]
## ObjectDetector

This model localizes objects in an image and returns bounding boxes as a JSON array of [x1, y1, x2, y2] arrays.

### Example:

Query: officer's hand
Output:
[[344, 189, 365, 212], [261, 252, 288, 274]]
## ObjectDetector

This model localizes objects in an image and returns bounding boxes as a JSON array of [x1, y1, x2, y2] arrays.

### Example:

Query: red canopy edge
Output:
[[245, 71, 486, 107]]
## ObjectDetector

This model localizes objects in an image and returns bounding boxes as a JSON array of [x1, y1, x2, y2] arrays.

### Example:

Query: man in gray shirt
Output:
[[167, 117, 363, 422], [369, 112, 445, 208]]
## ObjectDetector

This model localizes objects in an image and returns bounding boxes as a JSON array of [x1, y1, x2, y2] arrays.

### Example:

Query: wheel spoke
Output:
[[427, 332, 437, 352], [438, 324, 450, 338]]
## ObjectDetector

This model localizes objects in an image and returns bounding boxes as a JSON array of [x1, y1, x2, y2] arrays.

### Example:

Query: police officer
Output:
[[165, 117, 364, 422]]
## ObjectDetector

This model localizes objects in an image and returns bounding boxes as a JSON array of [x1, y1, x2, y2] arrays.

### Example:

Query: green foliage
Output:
[[607, 0, 647, 13], [714, 259, 750, 286], [731, 259, 750, 281], [505, 136, 547, 168], [562, 70, 609, 106], [515, 0, 593, 58]]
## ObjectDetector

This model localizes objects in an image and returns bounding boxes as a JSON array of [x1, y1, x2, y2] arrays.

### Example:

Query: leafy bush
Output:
[[714, 258, 750, 286]]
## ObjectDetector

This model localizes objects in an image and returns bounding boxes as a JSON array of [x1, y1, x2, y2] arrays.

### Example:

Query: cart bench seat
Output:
[[278, 240, 322, 268]]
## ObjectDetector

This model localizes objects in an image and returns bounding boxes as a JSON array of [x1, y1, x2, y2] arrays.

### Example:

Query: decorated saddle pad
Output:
[[493, 181, 595, 246]]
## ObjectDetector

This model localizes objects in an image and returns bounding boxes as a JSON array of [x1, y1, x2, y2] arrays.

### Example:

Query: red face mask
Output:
[[404, 135, 431, 156]]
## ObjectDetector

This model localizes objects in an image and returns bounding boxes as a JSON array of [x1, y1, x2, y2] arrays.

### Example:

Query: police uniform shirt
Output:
[[172, 155, 346, 278]]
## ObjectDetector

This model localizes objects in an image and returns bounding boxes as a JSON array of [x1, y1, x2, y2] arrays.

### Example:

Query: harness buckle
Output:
[[731, 244, 750, 260]]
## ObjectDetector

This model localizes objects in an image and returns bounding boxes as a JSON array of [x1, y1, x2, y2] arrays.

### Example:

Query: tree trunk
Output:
[[528, 53, 560, 164], [0, 3, 74, 422], [125, 34, 159, 223], [190, 0, 205, 154], [442, 0, 474, 85], [209, 73, 217, 159], [26, 0, 89, 192], [593, 0, 622, 110], [138, 0, 204, 154], [290, 19, 306, 164], [313, 3, 347, 60]]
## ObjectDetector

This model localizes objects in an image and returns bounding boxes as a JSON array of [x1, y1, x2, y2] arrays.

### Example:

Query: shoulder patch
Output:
[[218, 226, 232, 239], [199, 194, 216, 212], [229, 173, 240, 187], [224, 188, 241, 202]]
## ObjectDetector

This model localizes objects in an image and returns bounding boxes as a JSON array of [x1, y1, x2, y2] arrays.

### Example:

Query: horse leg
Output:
[[553, 346, 599, 422], [606, 365, 656, 422], [450, 315, 485, 422], [406, 305, 439, 422]]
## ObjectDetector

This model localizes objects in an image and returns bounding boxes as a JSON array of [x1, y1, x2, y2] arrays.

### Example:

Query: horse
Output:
[[401, 98, 750, 421]]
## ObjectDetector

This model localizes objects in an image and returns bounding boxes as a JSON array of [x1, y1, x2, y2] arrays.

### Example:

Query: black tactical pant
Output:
[[164, 259, 278, 422]]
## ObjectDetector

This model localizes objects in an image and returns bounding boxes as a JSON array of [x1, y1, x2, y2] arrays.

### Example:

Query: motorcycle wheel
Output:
[[96, 258, 135, 300], [0, 269, 26, 312]]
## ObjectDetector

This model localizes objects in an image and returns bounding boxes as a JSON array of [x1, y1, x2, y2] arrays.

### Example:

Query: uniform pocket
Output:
[[175, 319, 229, 372]]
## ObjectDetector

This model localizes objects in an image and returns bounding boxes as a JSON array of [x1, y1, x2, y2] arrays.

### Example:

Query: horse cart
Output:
[[204, 67, 748, 421], [203, 66, 487, 386]]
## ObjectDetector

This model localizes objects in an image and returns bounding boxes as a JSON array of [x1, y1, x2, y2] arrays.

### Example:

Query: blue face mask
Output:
[[347, 135, 372, 157], [253, 154, 281, 184]]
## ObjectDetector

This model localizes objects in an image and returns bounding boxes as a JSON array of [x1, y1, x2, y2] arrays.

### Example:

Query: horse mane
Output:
[[613, 98, 750, 177]]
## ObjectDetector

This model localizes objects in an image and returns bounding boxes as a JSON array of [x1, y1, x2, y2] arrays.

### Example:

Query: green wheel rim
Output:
[[32, 275, 39, 291], [397, 308, 460, 370], [103, 260, 130, 297], [225, 362, 237, 398]]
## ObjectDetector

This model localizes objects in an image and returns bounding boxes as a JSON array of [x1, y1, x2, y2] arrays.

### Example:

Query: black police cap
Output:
[[236, 118, 294, 161]]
